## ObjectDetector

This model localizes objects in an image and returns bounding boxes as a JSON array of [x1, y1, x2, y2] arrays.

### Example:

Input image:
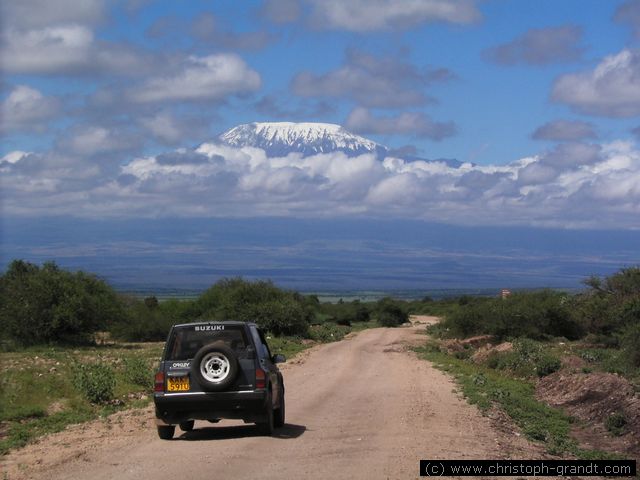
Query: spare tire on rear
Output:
[[192, 342, 238, 392]]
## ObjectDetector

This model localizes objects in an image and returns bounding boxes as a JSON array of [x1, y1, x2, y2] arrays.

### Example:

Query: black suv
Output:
[[153, 321, 286, 439]]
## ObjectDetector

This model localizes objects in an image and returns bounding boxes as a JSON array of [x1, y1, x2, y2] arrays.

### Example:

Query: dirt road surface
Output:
[[3, 317, 544, 480]]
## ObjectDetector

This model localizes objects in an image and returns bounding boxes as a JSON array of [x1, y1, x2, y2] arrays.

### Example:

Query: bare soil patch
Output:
[[536, 371, 640, 458]]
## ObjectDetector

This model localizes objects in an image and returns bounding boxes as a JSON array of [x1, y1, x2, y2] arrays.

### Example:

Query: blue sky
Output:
[[1, 0, 640, 291]]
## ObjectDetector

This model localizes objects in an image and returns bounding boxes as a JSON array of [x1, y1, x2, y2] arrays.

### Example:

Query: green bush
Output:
[[490, 339, 561, 378], [308, 323, 351, 343], [376, 297, 408, 327], [254, 298, 310, 336], [535, 355, 562, 377], [73, 363, 116, 403], [123, 357, 153, 389], [442, 290, 580, 340], [621, 322, 640, 368], [0, 260, 126, 346], [605, 412, 627, 436], [192, 278, 310, 336]]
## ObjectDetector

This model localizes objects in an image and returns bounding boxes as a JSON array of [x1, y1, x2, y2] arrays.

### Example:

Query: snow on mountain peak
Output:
[[219, 122, 387, 157]]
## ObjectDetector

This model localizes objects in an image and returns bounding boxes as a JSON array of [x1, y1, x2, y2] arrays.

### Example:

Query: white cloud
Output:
[[552, 49, 640, 117], [531, 120, 596, 141], [346, 107, 456, 140], [1, 85, 60, 132], [0, 24, 157, 75], [307, 0, 481, 31], [485, 26, 583, 65], [58, 126, 141, 156], [3, 139, 640, 228], [615, 0, 640, 38], [139, 112, 206, 145], [129, 54, 261, 103], [1, 25, 94, 74], [292, 50, 443, 108], [0, 0, 105, 29]]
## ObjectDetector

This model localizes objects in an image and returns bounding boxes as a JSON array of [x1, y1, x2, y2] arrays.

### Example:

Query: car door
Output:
[[250, 326, 280, 406]]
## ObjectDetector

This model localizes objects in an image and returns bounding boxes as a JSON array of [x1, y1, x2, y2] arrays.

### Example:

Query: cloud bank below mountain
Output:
[[2, 136, 639, 229]]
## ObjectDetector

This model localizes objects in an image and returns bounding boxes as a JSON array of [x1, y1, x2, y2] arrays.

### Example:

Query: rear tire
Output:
[[257, 393, 274, 436], [157, 425, 175, 440], [274, 389, 285, 428], [179, 420, 194, 432]]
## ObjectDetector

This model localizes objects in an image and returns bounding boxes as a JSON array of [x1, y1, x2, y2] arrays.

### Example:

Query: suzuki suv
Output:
[[153, 321, 286, 439]]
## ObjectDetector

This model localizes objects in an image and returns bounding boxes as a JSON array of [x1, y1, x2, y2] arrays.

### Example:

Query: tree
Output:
[[376, 297, 408, 327], [0, 260, 125, 346]]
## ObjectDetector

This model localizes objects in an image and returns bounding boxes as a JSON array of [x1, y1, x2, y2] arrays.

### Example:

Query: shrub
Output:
[[0, 260, 126, 346], [605, 412, 627, 436], [535, 355, 562, 377], [621, 322, 640, 368], [376, 298, 408, 327], [490, 339, 561, 378], [255, 298, 310, 336], [123, 357, 153, 389], [308, 323, 350, 343], [442, 290, 580, 340], [73, 363, 116, 403]]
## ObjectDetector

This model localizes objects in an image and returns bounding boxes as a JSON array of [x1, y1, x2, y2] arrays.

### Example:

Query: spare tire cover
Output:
[[192, 342, 239, 392]]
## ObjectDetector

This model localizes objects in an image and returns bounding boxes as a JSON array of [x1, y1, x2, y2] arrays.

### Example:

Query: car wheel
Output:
[[257, 393, 274, 436], [179, 420, 195, 432], [274, 388, 285, 428], [157, 425, 175, 440], [192, 342, 238, 392]]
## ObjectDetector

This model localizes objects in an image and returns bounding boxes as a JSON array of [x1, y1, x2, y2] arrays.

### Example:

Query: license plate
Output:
[[167, 376, 190, 392]]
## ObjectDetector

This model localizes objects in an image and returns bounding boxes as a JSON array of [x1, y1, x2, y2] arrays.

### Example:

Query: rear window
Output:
[[165, 324, 248, 361]]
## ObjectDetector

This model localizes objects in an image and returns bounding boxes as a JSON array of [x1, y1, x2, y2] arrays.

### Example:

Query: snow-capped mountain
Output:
[[219, 122, 388, 158], [218, 121, 466, 167]]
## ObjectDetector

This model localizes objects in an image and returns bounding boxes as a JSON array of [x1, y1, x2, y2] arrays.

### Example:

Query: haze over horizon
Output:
[[1, 0, 639, 291]]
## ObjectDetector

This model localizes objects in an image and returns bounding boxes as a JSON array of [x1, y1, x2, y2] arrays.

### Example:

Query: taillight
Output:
[[154, 371, 165, 392], [255, 368, 266, 389]]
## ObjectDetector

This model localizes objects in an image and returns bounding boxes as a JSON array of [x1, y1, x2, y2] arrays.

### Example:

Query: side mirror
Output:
[[272, 354, 286, 364]]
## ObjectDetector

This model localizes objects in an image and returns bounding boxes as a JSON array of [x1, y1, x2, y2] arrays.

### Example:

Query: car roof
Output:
[[171, 321, 256, 329]]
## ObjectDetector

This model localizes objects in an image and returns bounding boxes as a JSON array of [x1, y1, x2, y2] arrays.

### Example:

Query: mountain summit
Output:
[[219, 122, 387, 157]]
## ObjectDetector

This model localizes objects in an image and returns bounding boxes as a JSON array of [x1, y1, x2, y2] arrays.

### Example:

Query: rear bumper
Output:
[[154, 390, 267, 425]]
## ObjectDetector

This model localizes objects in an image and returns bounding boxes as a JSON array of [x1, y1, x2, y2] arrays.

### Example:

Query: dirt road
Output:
[[3, 318, 542, 480]]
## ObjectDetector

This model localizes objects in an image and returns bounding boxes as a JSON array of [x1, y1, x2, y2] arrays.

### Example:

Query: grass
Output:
[[0, 321, 382, 455], [0, 342, 163, 455], [415, 342, 624, 460], [265, 336, 309, 359]]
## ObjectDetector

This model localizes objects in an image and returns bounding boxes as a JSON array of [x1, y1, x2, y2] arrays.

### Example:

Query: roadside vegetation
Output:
[[3, 259, 638, 459], [417, 267, 640, 460], [0, 259, 408, 454]]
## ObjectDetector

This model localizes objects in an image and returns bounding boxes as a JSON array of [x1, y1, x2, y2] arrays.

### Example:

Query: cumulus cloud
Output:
[[1, 85, 61, 132], [260, 0, 302, 23], [1, 25, 94, 74], [138, 112, 211, 145], [531, 120, 597, 141], [345, 107, 456, 141], [3, 138, 640, 228], [57, 125, 142, 157], [305, 0, 481, 31], [615, 0, 640, 38], [128, 54, 261, 103], [292, 50, 447, 108], [0, 24, 159, 75], [484, 26, 584, 65], [191, 12, 276, 50], [552, 49, 640, 117], [254, 95, 335, 119], [0, 0, 105, 29]]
